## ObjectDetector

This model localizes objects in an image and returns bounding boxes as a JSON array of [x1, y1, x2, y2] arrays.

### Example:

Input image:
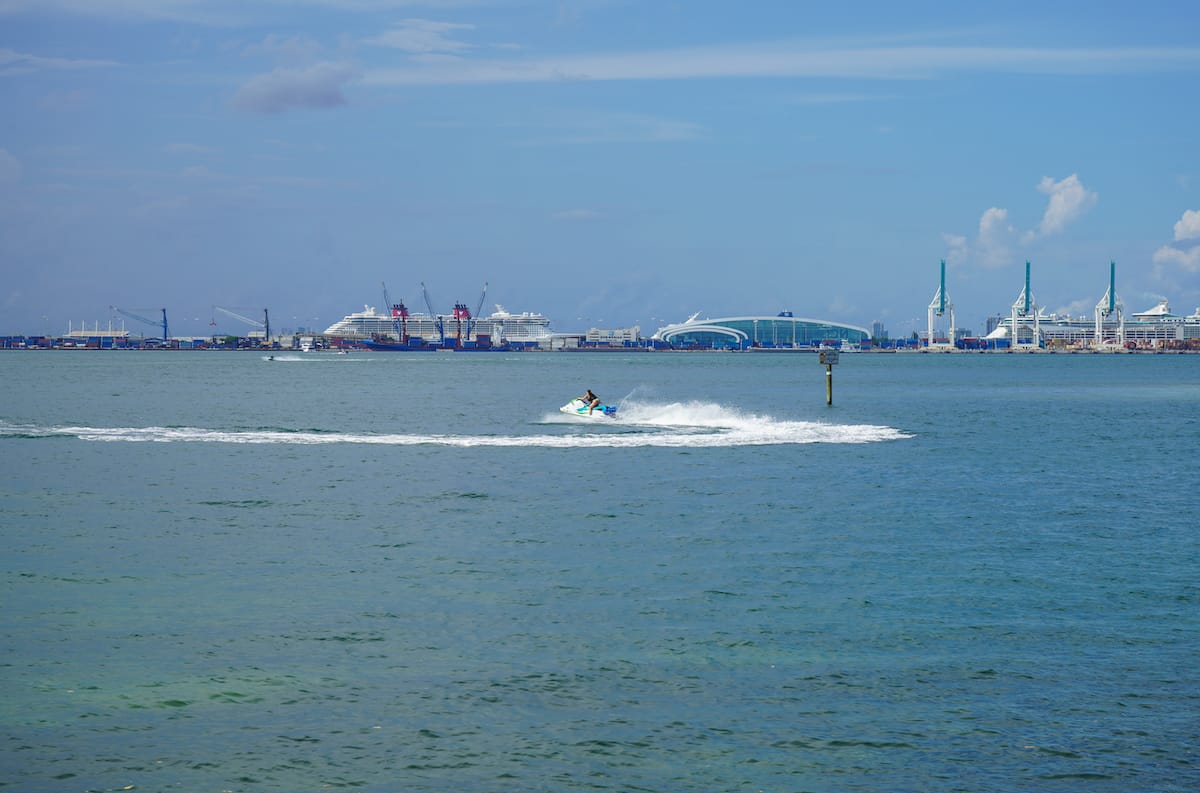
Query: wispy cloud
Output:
[[1172, 208, 1200, 241], [0, 47, 117, 76], [242, 33, 325, 64], [976, 207, 1016, 269], [0, 0, 243, 25], [941, 233, 968, 267], [946, 175, 1098, 270], [1051, 297, 1095, 318], [363, 42, 1200, 86], [1153, 209, 1200, 272], [1024, 174, 1097, 241], [232, 61, 360, 113], [0, 0, 477, 25], [1153, 245, 1200, 272], [365, 19, 476, 54]]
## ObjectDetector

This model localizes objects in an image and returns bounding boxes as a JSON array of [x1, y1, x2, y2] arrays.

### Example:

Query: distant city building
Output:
[[871, 320, 887, 340], [985, 315, 1005, 335]]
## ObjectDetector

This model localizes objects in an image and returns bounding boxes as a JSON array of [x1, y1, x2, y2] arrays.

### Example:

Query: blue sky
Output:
[[2, 0, 1199, 338]]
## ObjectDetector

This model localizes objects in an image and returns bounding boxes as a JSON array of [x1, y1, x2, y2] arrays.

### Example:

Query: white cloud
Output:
[[0, 47, 117, 76], [1149, 210, 1200, 273], [363, 42, 1200, 87], [0, 0, 238, 25], [366, 19, 475, 54], [949, 176, 1099, 270], [243, 33, 325, 64], [1026, 174, 1097, 239], [232, 61, 359, 113], [941, 232, 968, 266], [0, 1, 501, 25], [1172, 208, 1200, 241], [1053, 298, 1095, 318], [1152, 244, 1200, 272], [977, 207, 1015, 269]]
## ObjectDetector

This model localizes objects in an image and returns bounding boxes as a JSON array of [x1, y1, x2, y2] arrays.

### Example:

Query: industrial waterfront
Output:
[[4, 263, 1199, 353]]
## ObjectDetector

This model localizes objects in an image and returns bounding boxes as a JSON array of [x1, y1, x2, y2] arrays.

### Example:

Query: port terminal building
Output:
[[651, 312, 870, 350]]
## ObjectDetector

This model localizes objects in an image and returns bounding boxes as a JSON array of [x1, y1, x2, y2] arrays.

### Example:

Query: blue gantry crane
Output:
[[213, 306, 271, 345], [470, 281, 487, 339], [381, 281, 410, 343], [421, 282, 445, 344], [111, 306, 169, 341]]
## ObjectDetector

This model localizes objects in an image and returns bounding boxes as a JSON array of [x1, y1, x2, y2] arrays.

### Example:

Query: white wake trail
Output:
[[2, 402, 913, 448]]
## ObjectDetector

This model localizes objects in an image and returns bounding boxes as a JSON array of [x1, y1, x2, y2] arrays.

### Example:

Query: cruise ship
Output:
[[322, 305, 396, 337], [983, 300, 1200, 348], [323, 304, 552, 345]]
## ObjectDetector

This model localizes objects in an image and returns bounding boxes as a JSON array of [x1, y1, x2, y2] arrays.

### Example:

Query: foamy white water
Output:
[[2, 400, 911, 448], [261, 353, 365, 362]]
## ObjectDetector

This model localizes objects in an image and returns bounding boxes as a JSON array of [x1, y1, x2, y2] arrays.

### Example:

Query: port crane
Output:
[[925, 260, 955, 349], [111, 306, 169, 341], [1009, 262, 1040, 350], [1093, 261, 1125, 348], [451, 301, 471, 347], [469, 282, 487, 340], [213, 306, 271, 344], [381, 281, 409, 343], [416, 281, 490, 347], [420, 282, 445, 344], [453, 282, 487, 346]]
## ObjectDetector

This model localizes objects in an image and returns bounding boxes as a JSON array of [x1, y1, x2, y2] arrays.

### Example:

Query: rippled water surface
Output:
[[2, 350, 1197, 791]]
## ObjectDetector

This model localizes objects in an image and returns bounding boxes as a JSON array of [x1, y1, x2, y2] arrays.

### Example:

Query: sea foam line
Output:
[[1, 417, 911, 448]]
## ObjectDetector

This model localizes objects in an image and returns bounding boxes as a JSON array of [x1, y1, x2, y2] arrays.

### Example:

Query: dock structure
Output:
[[1093, 261, 1126, 349], [926, 260, 956, 350], [1010, 261, 1041, 351]]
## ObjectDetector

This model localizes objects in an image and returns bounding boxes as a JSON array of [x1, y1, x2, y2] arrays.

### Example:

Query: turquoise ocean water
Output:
[[1, 350, 1197, 792]]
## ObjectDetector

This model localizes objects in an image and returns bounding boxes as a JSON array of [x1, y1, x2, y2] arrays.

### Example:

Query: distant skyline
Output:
[[2, 1, 1199, 338]]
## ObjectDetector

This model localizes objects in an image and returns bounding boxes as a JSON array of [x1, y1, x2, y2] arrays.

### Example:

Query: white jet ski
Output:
[[560, 398, 618, 419]]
